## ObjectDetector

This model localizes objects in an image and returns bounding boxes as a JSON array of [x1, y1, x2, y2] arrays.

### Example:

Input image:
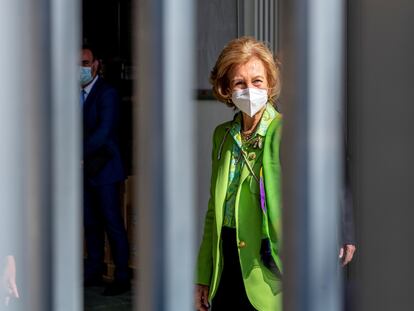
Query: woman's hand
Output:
[[195, 284, 210, 311], [339, 244, 356, 266], [3, 256, 19, 306]]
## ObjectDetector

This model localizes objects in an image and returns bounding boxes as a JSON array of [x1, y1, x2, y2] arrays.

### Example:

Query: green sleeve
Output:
[[263, 117, 283, 269], [196, 126, 220, 285]]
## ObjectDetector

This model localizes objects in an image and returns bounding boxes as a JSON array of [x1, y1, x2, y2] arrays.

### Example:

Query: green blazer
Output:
[[197, 115, 283, 311]]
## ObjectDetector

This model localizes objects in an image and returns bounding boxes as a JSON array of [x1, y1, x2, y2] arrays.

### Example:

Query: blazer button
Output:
[[248, 153, 256, 160], [238, 241, 247, 248]]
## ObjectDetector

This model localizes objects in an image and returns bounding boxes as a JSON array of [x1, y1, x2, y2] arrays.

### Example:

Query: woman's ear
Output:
[[226, 86, 233, 96], [226, 88, 233, 102]]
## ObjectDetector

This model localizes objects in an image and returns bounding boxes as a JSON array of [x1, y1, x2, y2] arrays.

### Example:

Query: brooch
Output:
[[245, 136, 263, 149]]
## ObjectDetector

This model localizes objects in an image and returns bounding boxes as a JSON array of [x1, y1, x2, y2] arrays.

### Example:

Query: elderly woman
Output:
[[195, 37, 283, 311]]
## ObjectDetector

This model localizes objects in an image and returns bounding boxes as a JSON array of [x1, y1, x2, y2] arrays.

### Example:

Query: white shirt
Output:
[[82, 75, 99, 101]]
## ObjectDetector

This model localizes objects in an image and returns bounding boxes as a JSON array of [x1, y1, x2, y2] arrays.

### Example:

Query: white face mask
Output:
[[232, 88, 268, 117], [80, 66, 93, 86]]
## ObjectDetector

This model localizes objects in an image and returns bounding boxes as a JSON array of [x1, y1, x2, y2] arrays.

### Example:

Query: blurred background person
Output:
[[81, 45, 130, 296]]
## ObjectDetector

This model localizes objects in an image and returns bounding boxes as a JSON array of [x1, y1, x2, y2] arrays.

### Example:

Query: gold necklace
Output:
[[241, 131, 253, 142]]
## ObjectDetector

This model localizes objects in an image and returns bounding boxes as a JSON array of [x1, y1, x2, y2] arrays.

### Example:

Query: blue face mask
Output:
[[80, 66, 93, 86]]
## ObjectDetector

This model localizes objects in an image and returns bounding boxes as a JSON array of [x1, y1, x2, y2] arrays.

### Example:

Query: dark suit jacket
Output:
[[83, 76, 125, 186]]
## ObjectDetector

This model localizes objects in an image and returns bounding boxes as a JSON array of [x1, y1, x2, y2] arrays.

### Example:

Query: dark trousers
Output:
[[212, 227, 257, 311], [84, 182, 129, 281]]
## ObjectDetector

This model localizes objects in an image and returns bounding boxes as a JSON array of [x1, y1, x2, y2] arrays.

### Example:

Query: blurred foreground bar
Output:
[[348, 1, 414, 311], [0, 0, 81, 310], [280, 0, 344, 310], [133, 0, 195, 310]]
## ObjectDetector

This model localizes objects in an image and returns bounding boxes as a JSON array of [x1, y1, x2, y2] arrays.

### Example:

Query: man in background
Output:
[[81, 45, 130, 296]]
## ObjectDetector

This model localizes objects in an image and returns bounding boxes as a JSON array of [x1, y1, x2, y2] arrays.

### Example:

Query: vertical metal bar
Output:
[[274, 0, 279, 52], [241, 0, 256, 37], [134, 0, 165, 309], [348, 1, 414, 310], [264, 0, 269, 43], [246, 0, 279, 53], [307, 0, 344, 309], [134, 0, 195, 310], [0, 2, 26, 309], [269, 0, 274, 51], [280, 0, 344, 310], [254, 0, 259, 39], [280, 1, 311, 309], [164, 0, 195, 309], [22, 0, 53, 310], [51, 0, 82, 309], [259, 0, 263, 41], [1, 0, 55, 309], [0, 0, 81, 309], [237, 0, 241, 37]]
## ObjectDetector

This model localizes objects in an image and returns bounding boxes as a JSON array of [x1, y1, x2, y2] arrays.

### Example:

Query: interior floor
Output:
[[84, 285, 133, 311]]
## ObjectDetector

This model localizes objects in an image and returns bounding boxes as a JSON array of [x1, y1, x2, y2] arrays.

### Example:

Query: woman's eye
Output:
[[253, 79, 263, 84]]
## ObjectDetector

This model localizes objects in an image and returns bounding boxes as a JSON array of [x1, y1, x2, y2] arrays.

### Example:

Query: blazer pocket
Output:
[[250, 264, 282, 296], [260, 238, 283, 279]]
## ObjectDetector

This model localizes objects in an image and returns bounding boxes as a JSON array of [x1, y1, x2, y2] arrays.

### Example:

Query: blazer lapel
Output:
[[239, 148, 264, 186], [214, 133, 232, 234]]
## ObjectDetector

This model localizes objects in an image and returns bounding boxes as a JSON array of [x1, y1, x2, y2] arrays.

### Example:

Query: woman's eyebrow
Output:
[[252, 75, 265, 80], [231, 77, 245, 83]]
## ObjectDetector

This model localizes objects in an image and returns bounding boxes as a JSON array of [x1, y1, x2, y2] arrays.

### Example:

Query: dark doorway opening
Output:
[[82, 1, 135, 309]]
